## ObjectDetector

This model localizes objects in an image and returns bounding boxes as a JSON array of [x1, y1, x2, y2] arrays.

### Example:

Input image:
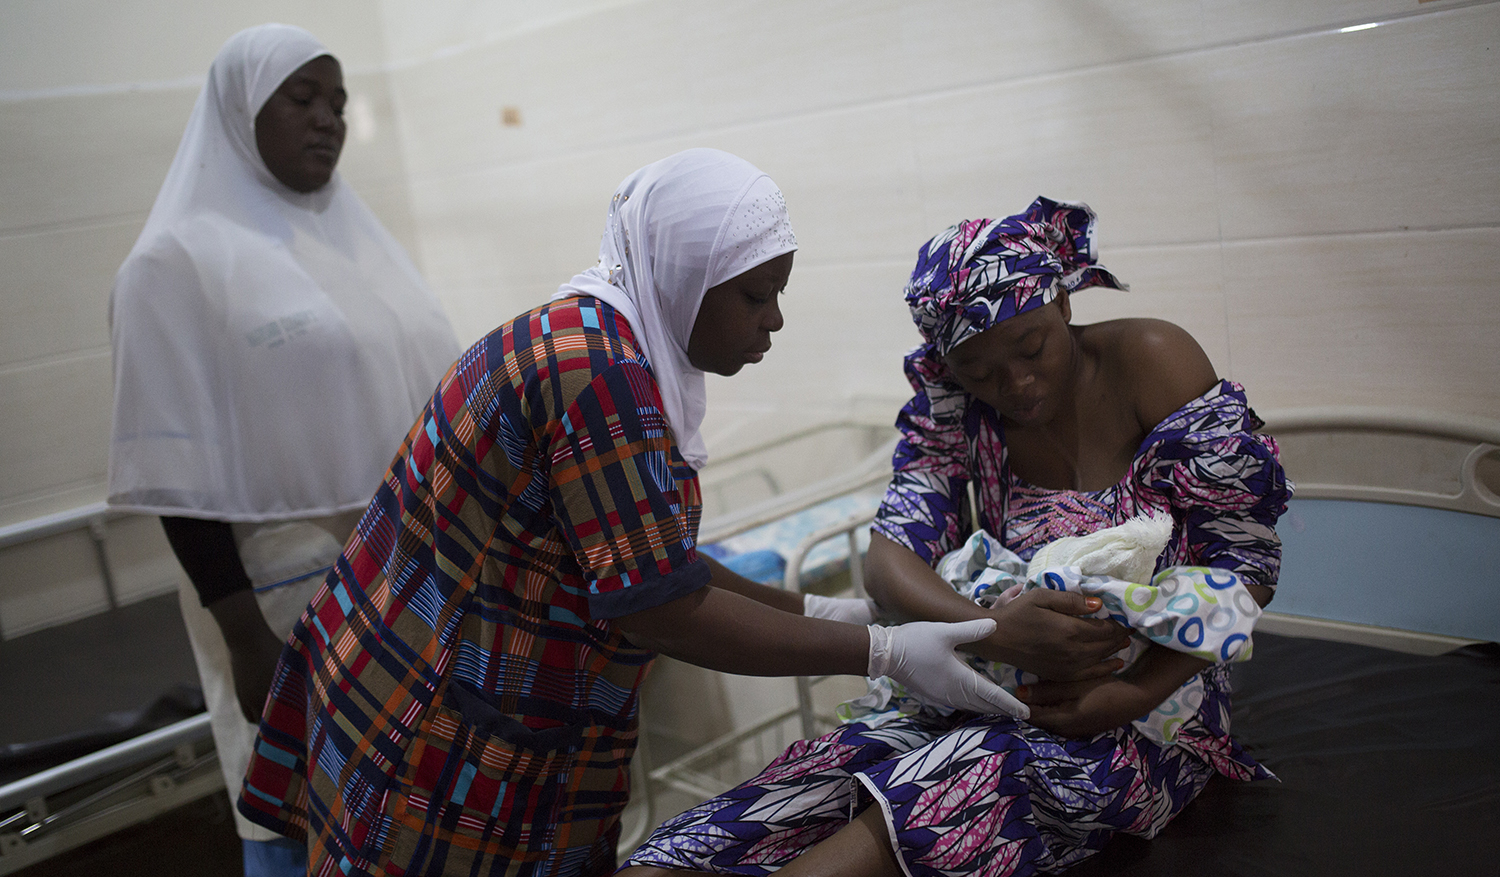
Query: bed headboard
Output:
[[1262, 407, 1500, 517], [1258, 407, 1500, 653]]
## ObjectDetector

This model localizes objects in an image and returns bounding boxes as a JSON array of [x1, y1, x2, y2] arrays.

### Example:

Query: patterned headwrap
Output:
[[901, 197, 1128, 423]]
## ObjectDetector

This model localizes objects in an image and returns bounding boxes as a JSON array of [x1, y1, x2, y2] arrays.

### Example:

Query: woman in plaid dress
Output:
[[238, 150, 1021, 876]]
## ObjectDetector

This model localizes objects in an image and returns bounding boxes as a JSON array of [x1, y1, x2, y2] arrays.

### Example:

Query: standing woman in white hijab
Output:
[[106, 23, 459, 876], [236, 147, 1020, 876]]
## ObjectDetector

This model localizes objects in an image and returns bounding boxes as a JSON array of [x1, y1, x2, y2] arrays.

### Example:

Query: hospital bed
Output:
[[3, 411, 1495, 873], [624, 409, 1500, 873], [0, 508, 219, 875], [1061, 409, 1500, 875]]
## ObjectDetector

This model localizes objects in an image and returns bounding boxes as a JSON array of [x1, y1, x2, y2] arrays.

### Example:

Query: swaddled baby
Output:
[[840, 512, 1262, 743]]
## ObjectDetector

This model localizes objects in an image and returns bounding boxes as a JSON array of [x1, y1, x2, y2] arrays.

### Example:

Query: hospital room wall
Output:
[[1, 0, 1497, 641], [368, 0, 1500, 746], [372, 0, 1500, 460], [0, 1, 409, 635]]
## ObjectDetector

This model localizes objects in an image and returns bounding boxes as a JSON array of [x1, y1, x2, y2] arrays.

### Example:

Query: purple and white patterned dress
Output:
[[624, 380, 1291, 876]]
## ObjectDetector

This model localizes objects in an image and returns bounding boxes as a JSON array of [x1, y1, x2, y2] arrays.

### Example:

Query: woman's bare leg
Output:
[[617, 804, 902, 877], [774, 805, 902, 877]]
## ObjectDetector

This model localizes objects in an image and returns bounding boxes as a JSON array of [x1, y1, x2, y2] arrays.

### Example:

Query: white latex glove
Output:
[[803, 593, 879, 625], [867, 619, 1030, 719]]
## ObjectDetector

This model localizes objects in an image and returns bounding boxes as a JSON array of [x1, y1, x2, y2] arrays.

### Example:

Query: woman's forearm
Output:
[[865, 532, 989, 624], [160, 516, 254, 606], [160, 516, 284, 721], [614, 585, 869, 677], [700, 554, 804, 614], [1118, 644, 1212, 705]]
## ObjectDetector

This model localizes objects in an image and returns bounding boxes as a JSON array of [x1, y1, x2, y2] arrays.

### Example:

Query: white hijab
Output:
[[553, 148, 797, 470], [107, 23, 459, 521]]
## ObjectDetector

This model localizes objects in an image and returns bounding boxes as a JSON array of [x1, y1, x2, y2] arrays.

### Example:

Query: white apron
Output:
[[174, 512, 359, 841]]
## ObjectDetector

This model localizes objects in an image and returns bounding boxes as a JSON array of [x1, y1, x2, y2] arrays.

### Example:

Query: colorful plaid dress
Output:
[[625, 380, 1290, 876], [238, 297, 710, 876]]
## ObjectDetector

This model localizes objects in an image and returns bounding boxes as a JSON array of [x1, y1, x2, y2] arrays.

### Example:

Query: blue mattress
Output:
[[1274, 498, 1500, 642]]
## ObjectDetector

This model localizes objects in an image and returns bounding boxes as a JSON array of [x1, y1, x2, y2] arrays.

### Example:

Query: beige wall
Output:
[[375, 0, 1500, 457], [2, 0, 1496, 636]]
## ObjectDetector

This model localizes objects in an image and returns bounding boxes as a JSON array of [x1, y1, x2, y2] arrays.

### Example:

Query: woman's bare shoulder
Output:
[[1084, 318, 1218, 427]]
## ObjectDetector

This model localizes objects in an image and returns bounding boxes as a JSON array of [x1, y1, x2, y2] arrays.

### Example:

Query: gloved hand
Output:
[[803, 593, 879, 625], [867, 619, 1030, 719]]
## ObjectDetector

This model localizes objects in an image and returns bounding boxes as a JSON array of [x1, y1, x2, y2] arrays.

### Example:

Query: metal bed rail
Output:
[[623, 443, 895, 850], [0, 714, 220, 874], [696, 436, 896, 545], [696, 420, 891, 517], [0, 504, 223, 871], [0, 502, 122, 616], [637, 506, 882, 844]]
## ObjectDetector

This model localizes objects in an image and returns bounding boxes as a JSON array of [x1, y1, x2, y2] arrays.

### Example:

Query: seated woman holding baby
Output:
[[622, 197, 1292, 877]]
